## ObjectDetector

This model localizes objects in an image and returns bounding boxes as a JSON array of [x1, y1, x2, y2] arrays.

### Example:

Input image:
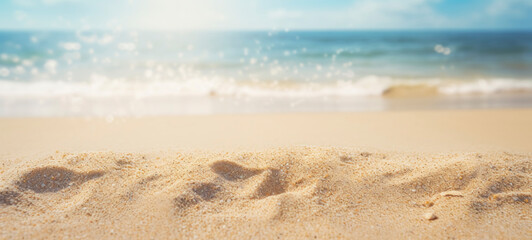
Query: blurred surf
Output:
[[0, 30, 531, 116]]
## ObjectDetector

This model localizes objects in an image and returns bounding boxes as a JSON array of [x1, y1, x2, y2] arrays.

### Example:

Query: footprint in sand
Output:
[[211, 161, 287, 199], [210, 160, 263, 181], [252, 169, 287, 199], [174, 193, 200, 210], [16, 166, 104, 193], [192, 182, 222, 201], [176, 161, 289, 212], [174, 182, 223, 210], [211, 160, 288, 198], [0, 190, 21, 206]]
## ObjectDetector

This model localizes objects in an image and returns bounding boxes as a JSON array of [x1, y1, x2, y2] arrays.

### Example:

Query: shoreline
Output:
[[2, 91, 532, 117]]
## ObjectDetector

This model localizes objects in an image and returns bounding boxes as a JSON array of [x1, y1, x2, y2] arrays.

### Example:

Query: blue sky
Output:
[[1, 0, 531, 30]]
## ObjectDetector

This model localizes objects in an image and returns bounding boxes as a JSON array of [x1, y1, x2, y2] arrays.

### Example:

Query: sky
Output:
[[0, 0, 531, 30]]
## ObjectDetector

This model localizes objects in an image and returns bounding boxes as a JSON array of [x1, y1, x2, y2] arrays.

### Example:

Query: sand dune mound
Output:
[[0, 148, 530, 239]]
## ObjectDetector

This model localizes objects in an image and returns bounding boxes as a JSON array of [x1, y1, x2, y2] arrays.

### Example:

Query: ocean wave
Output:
[[0, 76, 531, 99]]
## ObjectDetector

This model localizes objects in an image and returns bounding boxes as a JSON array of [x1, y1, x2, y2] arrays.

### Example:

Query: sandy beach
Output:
[[1, 1, 532, 239], [0, 109, 530, 239]]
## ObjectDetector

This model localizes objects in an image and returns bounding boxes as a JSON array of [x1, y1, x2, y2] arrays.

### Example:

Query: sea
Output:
[[1, 30, 531, 117]]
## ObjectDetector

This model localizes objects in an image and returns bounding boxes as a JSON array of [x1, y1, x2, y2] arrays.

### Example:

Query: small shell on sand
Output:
[[439, 191, 464, 197], [429, 190, 465, 202], [423, 201, 434, 207], [424, 212, 438, 221]]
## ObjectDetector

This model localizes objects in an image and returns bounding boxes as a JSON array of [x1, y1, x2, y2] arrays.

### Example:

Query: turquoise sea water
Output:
[[0, 30, 531, 116]]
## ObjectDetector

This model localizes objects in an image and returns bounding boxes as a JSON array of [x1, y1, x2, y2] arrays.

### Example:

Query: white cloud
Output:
[[263, 0, 449, 29], [487, 0, 532, 17], [343, 0, 447, 29], [131, 0, 230, 30]]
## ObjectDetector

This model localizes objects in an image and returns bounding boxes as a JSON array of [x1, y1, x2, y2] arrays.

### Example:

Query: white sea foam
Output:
[[439, 79, 532, 95], [434, 44, 451, 55], [0, 76, 531, 99]]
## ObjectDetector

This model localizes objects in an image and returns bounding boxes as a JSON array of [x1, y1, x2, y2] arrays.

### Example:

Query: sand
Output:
[[0, 109, 531, 239]]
